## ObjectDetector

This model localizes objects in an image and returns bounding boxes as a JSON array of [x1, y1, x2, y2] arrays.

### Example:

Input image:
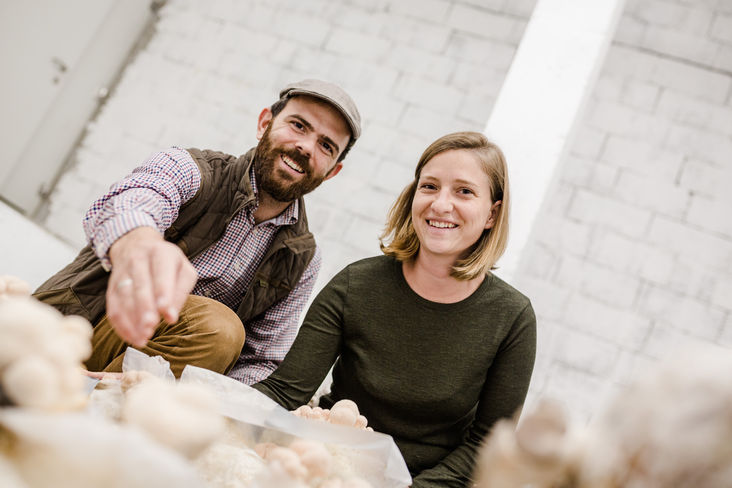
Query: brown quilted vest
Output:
[[33, 147, 317, 326]]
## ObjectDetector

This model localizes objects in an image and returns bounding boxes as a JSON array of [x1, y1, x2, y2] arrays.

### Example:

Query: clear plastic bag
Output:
[[123, 348, 412, 487]]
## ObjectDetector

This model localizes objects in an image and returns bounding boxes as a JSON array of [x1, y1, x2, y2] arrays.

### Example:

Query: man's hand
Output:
[[106, 227, 197, 347]]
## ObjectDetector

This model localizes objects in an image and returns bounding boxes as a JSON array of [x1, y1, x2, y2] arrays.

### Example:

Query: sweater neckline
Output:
[[389, 256, 493, 310]]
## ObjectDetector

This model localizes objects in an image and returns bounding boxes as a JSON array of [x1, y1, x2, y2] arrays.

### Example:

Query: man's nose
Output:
[[295, 134, 317, 159]]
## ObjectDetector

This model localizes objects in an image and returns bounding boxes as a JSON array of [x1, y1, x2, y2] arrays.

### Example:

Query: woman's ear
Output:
[[485, 200, 501, 230], [256, 108, 273, 140]]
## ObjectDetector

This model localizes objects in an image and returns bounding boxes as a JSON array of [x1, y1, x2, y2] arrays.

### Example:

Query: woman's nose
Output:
[[431, 191, 453, 213]]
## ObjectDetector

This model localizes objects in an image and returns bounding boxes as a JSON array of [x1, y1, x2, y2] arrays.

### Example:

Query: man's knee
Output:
[[174, 295, 246, 368]]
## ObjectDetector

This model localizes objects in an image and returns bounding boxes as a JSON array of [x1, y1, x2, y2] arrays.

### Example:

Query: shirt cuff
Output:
[[91, 212, 160, 270]]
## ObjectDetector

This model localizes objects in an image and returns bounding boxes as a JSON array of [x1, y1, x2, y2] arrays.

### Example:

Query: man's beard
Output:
[[253, 125, 329, 203]]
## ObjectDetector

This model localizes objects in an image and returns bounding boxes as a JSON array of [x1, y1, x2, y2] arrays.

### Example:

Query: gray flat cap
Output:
[[279, 79, 361, 141]]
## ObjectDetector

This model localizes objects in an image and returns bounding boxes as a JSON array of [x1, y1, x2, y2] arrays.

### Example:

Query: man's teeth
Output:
[[282, 155, 304, 173], [428, 220, 456, 229]]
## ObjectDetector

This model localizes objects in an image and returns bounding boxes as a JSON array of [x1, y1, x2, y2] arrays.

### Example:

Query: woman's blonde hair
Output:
[[379, 131, 510, 280]]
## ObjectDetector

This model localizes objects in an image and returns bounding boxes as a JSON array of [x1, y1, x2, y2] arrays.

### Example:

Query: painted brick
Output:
[[603, 45, 656, 80], [656, 89, 732, 135], [638, 286, 724, 340], [516, 240, 560, 281], [570, 126, 606, 159], [593, 75, 624, 102], [393, 75, 466, 113], [714, 43, 732, 73], [621, 79, 661, 111], [43, 203, 87, 249], [589, 161, 620, 194], [587, 100, 669, 141], [648, 216, 732, 268], [614, 170, 690, 219], [587, 230, 636, 272], [564, 292, 652, 350], [372, 158, 415, 196], [537, 362, 616, 424], [643, 25, 719, 66], [612, 349, 655, 386], [642, 322, 708, 359], [379, 16, 452, 53], [615, 13, 647, 45], [444, 33, 517, 70], [556, 256, 641, 309], [601, 135, 682, 182], [398, 105, 464, 140], [351, 91, 405, 126], [446, 4, 518, 43], [568, 189, 652, 238], [386, 0, 452, 24], [629, 0, 691, 28], [710, 12, 732, 43], [553, 327, 620, 377], [451, 62, 507, 94], [324, 28, 391, 62], [341, 214, 384, 255], [513, 276, 571, 321], [664, 124, 732, 163], [687, 195, 732, 238], [385, 45, 457, 84], [719, 316, 732, 348], [500, 0, 539, 18], [710, 276, 732, 311], [456, 94, 495, 126], [560, 155, 594, 187], [651, 57, 731, 103]]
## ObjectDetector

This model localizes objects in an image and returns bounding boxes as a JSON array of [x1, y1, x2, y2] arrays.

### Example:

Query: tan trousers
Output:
[[85, 295, 246, 378]]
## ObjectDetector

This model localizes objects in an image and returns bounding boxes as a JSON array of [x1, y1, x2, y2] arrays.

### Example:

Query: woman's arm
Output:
[[411, 302, 537, 487], [251, 265, 350, 410]]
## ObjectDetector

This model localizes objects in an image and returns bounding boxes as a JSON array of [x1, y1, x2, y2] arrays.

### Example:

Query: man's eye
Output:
[[321, 141, 333, 154], [292, 121, 304, 130]]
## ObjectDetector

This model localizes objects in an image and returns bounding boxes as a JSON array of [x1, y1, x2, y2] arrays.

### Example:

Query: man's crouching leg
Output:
[[85, 295, 246, 378]]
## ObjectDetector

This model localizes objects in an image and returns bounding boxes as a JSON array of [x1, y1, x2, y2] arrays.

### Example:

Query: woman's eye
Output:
[[419, 183, 437, 190], [459, 188, 475, 195]]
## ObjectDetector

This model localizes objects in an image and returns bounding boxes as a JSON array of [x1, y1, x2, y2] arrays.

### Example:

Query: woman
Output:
[[252, 131, 536, 487]]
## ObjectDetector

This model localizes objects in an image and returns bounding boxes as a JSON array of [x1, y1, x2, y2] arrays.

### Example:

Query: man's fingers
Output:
[[106, 281, 143, 346], [166, 260, 198, 323], [128, 257, 160, 340], [150, 246, 185, 323]]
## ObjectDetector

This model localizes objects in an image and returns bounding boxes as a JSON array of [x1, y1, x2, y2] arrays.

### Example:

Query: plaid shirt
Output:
[[83, 146, 321, 385]]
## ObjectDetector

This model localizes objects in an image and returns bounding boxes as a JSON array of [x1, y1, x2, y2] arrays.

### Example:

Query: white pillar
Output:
[[486, 0, 627, 280]]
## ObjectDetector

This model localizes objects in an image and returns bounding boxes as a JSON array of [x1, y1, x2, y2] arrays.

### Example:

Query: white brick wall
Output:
[[515, 0, 732, 422], [40, 0, 732, 424]]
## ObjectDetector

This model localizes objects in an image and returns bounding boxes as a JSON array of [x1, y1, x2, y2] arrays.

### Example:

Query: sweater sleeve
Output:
[[251, 265, 349, 409], [411, 302, 537, 488]]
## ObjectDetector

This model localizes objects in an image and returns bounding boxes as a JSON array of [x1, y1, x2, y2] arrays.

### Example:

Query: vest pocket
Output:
[[32, 287, 90, 322]]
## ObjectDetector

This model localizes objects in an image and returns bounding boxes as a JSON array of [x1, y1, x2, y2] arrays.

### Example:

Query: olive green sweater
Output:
[[253, 256, 536, 487]]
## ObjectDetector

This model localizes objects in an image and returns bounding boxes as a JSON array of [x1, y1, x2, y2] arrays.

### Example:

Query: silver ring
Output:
[[116, 278, 134, 291]]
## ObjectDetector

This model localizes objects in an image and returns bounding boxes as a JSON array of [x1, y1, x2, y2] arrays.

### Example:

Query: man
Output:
[[34, 79, 361, 384]]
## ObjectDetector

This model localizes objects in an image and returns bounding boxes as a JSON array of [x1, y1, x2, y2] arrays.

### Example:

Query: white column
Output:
[[486, 0, 627, 280]]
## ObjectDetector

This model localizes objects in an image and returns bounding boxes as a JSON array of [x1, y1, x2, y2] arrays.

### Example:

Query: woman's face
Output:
[[411, 149, 499, 263]]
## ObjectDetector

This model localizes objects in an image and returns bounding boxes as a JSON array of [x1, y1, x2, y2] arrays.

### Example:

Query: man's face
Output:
[[254, 96, 351, 203]]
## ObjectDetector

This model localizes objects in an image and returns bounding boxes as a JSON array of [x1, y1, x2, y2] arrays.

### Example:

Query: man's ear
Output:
[[485, 200, 501, 230], [324, 162, 343, 181], [256, 108, 273, 140]]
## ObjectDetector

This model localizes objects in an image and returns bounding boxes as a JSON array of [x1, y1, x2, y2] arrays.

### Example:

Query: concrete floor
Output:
[[0, 200, 76, 290]]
